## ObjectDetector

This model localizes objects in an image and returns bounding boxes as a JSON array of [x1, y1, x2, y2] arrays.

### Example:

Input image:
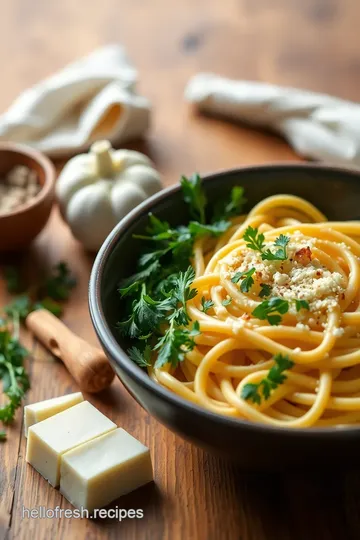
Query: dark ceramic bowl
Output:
[[89, 163, 360, 469]]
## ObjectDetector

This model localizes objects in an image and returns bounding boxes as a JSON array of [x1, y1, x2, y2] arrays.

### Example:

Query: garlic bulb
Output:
[[56, 140, 162, 251]]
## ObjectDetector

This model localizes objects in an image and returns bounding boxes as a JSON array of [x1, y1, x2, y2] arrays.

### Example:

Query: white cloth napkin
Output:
[[0, 45, 150, 158], [185, 73, 360, 167]]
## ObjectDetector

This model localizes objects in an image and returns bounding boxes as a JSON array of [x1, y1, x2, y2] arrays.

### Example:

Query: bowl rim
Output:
[[0, 141, 56, 218], [89, 162, 360, 439]]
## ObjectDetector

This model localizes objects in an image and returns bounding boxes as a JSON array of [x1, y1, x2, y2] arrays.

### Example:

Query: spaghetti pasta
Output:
[[149, 194, 360, 428]]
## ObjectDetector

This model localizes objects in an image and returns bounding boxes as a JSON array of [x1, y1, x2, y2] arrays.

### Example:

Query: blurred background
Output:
[[2, 0, 357, 182]]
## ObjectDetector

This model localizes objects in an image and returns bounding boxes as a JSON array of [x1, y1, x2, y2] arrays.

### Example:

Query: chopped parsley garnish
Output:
[[180, 173, 207, 224], [201, 297, 215, 313], [252, 298, 289, 325], [259, 283, 272, 298], [128, 345, 152, 368], [262, 234, 290, 261], [0, 329, 30, 424], [295, 299, 310, 312], [222, 296, 232, 306], [118, 175, 246, 370], [243, 227, 290, 262], [241, 354, 294, 404], [231, 268, 256, 293], [243, 226, 265, 252]]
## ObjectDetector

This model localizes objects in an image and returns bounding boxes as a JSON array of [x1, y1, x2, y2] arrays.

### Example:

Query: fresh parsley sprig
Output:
[[231, 268, 256, 293], [259, 283, 272, 298], [201, 297, 214, 313], [262, 234, 290, 261], [241, 354, 294, 404], [0, 261, 76, 438], [118, 175, 247, 371], [252, 297, 289, 325], [243, 227, 290, 262]]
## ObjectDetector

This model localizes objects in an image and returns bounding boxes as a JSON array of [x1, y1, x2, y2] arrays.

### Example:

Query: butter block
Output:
[[60, 428, 153, 511], [26, 401, 116, 487], [24, 392, 84, 437]]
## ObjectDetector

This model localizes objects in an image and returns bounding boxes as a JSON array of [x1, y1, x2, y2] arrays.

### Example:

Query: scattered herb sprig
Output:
[[118, 175, 246, 370], [243, 227, 290, 262], [241, 354, 294, 404], [0, 262, 76, 438], [231, 268, 256, 293]]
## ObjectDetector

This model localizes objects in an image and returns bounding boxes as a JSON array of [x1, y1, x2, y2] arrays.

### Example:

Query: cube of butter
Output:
[[26, 401, 116, 487], [24, 392, 84, 437], [60, 428, 153, 511]]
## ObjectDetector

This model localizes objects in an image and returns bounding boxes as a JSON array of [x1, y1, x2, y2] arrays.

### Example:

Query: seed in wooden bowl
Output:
[[0, 166, 41, 215]]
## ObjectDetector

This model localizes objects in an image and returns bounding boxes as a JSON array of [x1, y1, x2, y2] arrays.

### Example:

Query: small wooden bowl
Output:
[[0, 142, 56, 251]]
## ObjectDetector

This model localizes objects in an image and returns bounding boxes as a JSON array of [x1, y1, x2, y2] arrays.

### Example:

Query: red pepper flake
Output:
[[295, 246, 312, 265], [241, 313, 251, 321]]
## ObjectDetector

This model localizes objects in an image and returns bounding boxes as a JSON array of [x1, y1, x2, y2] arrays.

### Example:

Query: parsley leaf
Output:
[[188, 220, 230, 238], [262, 234, 290, 261], [231, 268, 256, 293], [0, 329, 30, 424], [213, 186, 247, 221], [222, 296, 232, 306], [154, 321, 200, 368], [44, 262, 77, 301], [5, 296, 32, 320], [295, 299, 310, 312], [259, 283, 272, 298], [201, 297, 214, 313], [128, 344, 152, 367], [252, 297, 289, 325], [33, 298, 63, 317], [241, 354, 294, 404], [243, 226, 265, 252], [180, 174, 207, 224]]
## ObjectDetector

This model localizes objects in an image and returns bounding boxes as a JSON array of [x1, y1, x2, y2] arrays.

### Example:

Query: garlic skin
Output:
[[56, 140, 162, 251]]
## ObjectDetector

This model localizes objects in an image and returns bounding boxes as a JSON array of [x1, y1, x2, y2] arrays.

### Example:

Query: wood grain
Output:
[[1, 0, 360, 538]]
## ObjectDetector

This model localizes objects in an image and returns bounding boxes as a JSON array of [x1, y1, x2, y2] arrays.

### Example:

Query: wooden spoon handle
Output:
[[26, 309, 115, 393]]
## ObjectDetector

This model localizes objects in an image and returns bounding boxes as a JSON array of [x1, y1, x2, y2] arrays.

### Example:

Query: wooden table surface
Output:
[[1, 1, 360, 539]]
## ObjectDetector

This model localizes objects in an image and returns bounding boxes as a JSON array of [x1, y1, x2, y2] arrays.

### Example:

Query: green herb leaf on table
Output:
[[0, 430, 6, 441], [201, 297, 214, 313], [295, 299, 310, 312], [44, 262, 77, 301], [5, 296, 32, 320], [33, 297, 63, 317], [259, 283, 272, 298], [252, 298, 289, 325], [241, 354, 294, 404], [231, 268, 256, 293]]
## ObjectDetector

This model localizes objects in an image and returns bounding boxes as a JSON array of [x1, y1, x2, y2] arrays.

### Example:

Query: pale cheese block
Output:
[[60, 428, 153, 511], [24, 392, 84, 437], [26, 401, 116, 487]]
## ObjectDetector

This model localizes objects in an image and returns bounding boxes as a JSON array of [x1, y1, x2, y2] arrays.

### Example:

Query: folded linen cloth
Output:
[[185, 73, 360, 167], [0, 45, 150, 158]]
